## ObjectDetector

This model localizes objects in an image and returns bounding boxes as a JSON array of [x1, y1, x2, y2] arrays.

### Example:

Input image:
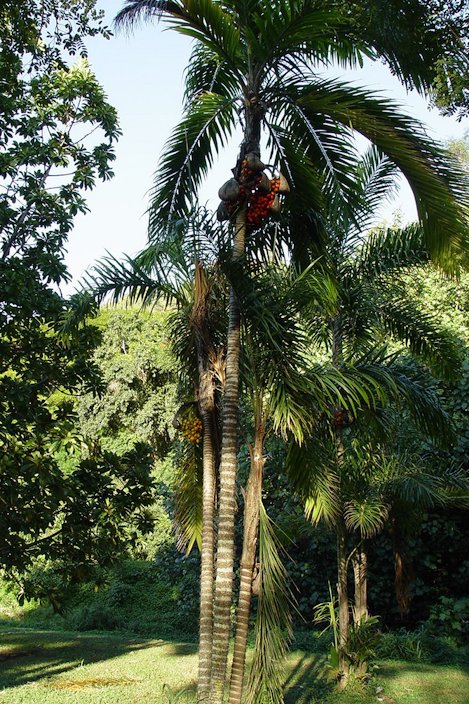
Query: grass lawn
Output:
[[0, 627, 468, 704]]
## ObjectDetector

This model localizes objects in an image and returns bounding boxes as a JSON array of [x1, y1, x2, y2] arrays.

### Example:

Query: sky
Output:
[[65, 0, 469, 291]]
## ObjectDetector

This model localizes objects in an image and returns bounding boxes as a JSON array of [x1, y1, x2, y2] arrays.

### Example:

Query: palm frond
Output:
[[291, 76, 468, 269], [84, 251, 176, 307], [116, 0, 245, 79], [344, 496, 388, 538], [183, 42, 240, 108], [148, 91, 237, 231], [245, 501, 293, 704], [376, 295, 462, 381], [247, 1, 364, 77], [351, 224, 428, 281], [388, 364, 455, 443], [286, 440, 341, 526]]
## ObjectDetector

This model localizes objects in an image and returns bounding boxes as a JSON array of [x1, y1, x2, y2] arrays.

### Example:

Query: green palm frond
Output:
[[245, 501, 293, 704], [147, 91, 237, 231], [344, 496, 388, 538], [286, 440, 340, 526], [273, 100, 361, 232], [376, 296, 462, 381], [351, 224, 428, 280], [116, 0, 245, 78], [173, 442, 203, 553], [84, 251, 175, 307], [341, 146, 399, 239], [183, 42, 240, 108], [247, 1, 363, 76], [292, 76, 467, 269], [385, 472, 444, 510], [388, 365, 454, 443]]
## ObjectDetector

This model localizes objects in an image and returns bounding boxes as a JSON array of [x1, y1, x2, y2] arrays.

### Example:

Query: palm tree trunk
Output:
[[228, 403, 264, 704], [352, 540, 368, 625], [337, 518, 350, 690], [209, 209, 246, 703], [198, 369, 217, 704], [209, 89, 262, 702], [391, 514, 413, 619], [332, 316, 350, 688]]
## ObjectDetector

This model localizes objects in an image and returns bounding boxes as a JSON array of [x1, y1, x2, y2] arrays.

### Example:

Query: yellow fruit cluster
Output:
[[180, 417, 203, 444]]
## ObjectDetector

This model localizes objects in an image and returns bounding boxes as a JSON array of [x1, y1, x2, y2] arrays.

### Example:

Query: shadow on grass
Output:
[[284, 651, 331, 704], [0, 628, 193, 691]]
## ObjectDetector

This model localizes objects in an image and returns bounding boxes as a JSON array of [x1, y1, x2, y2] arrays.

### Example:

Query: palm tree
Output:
[[113, 4, 466, 700], [287, 147, 463, 685]]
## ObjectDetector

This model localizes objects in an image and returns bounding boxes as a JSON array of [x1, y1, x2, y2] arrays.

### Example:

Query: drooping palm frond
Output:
[[183, 42, 240, 108], [116, 0, 245, 80], [271, 101, 362, 234], [84, 251, 175, 307], [385, 363, 454, 444], [338, 146, 399, 245], [246, 1, 364, 78], [286, 439, 341, 525], [147, 91, 237, 231], [289, 76, 467, 269], [245, 501, 293, 704]]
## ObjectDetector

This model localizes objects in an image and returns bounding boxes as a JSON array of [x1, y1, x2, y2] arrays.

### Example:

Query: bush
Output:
[[377, 626, 428, 661], [426, 596, 469, 644]]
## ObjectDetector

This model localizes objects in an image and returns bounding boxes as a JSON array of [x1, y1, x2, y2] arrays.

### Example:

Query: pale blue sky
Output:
[[66, 0, 469, 289]]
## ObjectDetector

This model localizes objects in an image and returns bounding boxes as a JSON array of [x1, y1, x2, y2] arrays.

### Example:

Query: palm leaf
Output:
[[344, 495, 388, 538], [116, 0, 245, 77], [292, 76, 467, 269], [351, 224, 428, 281], [245, 501, 293, 704], [147, 91, 237, 230]]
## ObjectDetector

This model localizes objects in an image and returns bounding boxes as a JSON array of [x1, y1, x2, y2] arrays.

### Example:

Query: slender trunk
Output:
[[209, 209, 246, 703], [352, 541, 368, 625], [228, 406, 264, 704], [332, 315, 350, 688], [337, 519, 350, 690], [209, 82, 262, 701], [391, 515, 413, 620], [198, 369, 217, 704]]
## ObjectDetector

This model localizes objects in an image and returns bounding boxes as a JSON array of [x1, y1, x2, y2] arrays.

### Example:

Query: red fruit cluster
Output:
[[247, 177, 280, 227]]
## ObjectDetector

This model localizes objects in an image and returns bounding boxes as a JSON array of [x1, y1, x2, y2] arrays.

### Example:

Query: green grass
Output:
[[0, 627, 468, 704]]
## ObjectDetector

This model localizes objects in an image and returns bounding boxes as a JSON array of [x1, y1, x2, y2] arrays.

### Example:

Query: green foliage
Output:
[[0, 2, 165, 583], [246, 502, 293, 704], [76, 306, 178, 457], [427, 596, 469, 644], [377, 627, 427, 662]]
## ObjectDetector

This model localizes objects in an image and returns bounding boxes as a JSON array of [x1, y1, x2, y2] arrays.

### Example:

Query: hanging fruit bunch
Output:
[[332, 409, 354, 429], [173, 403, 203, 444], [217, 152, 290, 231], [180, 415, 203, 443]]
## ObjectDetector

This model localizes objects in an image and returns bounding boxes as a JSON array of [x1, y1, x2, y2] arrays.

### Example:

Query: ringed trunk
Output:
[[209, 208, 246, 702], [228, 411, 264, 704], [197, 370, 217, 704], [209, 93, 262, 703]]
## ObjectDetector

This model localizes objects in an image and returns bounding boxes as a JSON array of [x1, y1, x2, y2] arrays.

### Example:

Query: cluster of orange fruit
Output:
[[247, 177, 280, 227], [180, 417, 203, 444], [217, 154, 288, 230]]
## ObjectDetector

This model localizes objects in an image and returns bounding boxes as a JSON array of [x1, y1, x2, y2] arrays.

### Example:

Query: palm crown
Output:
[[116, 0, 467, 268]]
